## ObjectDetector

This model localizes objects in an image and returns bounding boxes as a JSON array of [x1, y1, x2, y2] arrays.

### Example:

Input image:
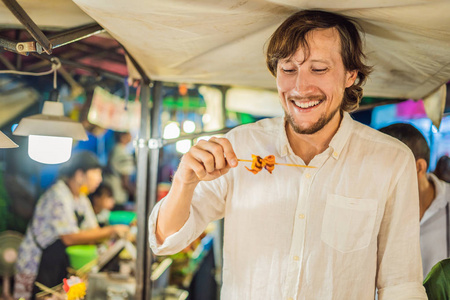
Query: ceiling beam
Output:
[[30, 54, 125, 82]]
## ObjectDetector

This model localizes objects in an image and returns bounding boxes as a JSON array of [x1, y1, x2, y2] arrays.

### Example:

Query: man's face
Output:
[[276, 28, 357, 135]]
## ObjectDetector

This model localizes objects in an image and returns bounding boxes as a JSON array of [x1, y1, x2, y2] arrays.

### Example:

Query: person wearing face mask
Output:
[[14, 151, 129, 300]]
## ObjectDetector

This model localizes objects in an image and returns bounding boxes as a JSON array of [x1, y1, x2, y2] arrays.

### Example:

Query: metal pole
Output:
[[162, 127, 234, 146], [135, 82, 150, 300], [1, 0, 52, 54], [48, 24, 104, 49], [0, 37, 20, 54], [146, 80, 163, 299], [27, 54, 126, 83], [119, 47, 154, 300]]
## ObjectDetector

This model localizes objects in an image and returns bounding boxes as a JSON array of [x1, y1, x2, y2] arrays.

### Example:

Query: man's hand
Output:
[[155, 137, 237, 244], [175, 137, 238, 186]]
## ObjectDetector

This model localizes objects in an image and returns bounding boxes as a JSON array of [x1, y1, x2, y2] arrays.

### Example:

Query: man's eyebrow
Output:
[[279, 58, 331, 65], [309, 59, 331, 64]]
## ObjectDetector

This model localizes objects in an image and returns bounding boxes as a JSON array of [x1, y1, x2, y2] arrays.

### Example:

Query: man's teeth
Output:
[[294, 100, 321, 109]]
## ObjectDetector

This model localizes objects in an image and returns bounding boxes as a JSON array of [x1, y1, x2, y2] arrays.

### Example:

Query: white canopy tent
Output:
[[70, 0, 450, 101], [1, 0, 449, 114]]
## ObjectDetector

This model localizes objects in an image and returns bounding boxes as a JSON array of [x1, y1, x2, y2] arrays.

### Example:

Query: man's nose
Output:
[[295, 69, 311, 92]]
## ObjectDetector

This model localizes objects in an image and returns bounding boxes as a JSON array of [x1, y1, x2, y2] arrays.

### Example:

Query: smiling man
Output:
[[149, 10, 427, 299]]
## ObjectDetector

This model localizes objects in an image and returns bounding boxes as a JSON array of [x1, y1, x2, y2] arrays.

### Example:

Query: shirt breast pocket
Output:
[[321, 194, 378, 253]]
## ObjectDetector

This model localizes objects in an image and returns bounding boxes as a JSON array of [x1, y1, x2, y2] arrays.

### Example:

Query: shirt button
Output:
[[298, 214, 305, 219], [293, 256, 299, 261], [305, 173, 311, 179], [288, 297, 294, 300], [333, 151, 338, 158]]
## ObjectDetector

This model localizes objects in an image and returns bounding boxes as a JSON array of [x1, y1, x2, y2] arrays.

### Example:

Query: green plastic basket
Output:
[[66, 245, 98, 270], [109, 211, 136, 225]]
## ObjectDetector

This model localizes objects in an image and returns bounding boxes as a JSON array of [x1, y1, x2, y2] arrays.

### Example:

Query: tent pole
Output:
[[145, 80, 163, 299], [135, 80, 150, 300], [125, 49, 157, 300]]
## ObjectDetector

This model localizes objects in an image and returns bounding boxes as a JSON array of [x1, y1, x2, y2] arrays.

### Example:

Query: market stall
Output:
[[1, 0, 450, 299]]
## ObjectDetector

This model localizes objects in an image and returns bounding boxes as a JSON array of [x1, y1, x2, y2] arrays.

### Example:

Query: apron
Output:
[[31, 210, 85, 299]]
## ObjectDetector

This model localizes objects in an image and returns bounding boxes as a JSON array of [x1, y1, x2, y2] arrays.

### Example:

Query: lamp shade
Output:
[[13, 101, 88, 164], [0, 130, 18, 148], [13, 101, 88, 140]]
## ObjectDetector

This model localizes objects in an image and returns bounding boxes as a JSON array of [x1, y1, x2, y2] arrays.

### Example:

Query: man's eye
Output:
[[282, 68, 296, 74], [312, 68, 327, 73]]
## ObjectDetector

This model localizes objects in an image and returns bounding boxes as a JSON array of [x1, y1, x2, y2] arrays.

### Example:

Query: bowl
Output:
[[109, 211, 136, 225], [66, 245, 98, 270]]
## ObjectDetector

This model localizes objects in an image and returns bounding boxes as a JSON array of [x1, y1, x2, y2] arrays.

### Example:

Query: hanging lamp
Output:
[[13, 58, 88, 164]]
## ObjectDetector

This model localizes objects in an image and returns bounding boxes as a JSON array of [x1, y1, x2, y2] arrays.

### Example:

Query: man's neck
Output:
[[419, 176, 436, 220], [286, 113, 343, 165]]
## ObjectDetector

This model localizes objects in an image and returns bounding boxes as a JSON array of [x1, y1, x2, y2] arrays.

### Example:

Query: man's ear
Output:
[[345, 70, 358, 88], [416, 158, 428, 177]]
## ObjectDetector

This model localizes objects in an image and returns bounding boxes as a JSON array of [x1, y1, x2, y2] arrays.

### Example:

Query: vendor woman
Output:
[[14, 151, 129, 299]]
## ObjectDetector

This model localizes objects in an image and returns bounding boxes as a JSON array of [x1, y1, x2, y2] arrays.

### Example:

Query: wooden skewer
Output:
[[75, 258, 98, 276], [237, 159, 316, 169], [35, 282, 64, 297]]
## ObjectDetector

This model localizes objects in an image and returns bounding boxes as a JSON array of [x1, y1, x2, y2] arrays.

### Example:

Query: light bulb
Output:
[[182, 120, 196, 133], [163, 122, 180, 139], [28, 135, 73, 164], [176, 139, 191, 154]]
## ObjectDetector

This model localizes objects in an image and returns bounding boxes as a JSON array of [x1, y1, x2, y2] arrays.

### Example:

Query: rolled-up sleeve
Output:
[[148, 200, 198, 255], [148, 175, 228, 256], [376, 151, 427, 299]]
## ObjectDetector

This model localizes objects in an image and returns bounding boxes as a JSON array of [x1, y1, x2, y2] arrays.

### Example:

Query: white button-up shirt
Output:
[[420, 173, 450, 278], [149, 113, 427, 299]]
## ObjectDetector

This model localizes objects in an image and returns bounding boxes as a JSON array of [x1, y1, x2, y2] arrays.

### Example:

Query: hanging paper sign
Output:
[[88, 86, 141, 131]]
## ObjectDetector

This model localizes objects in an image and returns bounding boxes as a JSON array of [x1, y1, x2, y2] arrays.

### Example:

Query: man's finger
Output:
[[195, 138, 227, 169], [209, 137, 238, 167], [190, 144, 218, 173]]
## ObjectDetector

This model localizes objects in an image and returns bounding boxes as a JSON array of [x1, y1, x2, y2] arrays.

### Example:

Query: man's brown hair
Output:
[[266, 10, 372, 112]]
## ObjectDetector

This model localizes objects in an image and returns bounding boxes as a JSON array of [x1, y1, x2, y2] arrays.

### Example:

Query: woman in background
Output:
[[14, 151, 129, 299]]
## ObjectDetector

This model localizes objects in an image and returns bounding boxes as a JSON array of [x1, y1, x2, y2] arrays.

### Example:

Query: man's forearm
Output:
[[155, 175, 197, 244]]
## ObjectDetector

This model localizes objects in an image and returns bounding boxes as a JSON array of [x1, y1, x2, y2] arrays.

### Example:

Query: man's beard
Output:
[[285, 103, 341, 135]]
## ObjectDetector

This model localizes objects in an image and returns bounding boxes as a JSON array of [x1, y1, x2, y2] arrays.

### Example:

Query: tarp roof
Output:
[[1, 0, 449, 101], [0, 0, 93, 30], [70, 0, 450, 100]]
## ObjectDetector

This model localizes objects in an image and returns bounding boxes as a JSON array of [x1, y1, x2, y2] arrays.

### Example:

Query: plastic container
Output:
[[109, 211, 136, 225], [66, 245, 98, 270]]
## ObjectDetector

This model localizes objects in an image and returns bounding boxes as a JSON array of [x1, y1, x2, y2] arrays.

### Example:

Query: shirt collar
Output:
[[277, 112, 354, 160], [278, 116, 290, 157], [328, 112, 353, 160]]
